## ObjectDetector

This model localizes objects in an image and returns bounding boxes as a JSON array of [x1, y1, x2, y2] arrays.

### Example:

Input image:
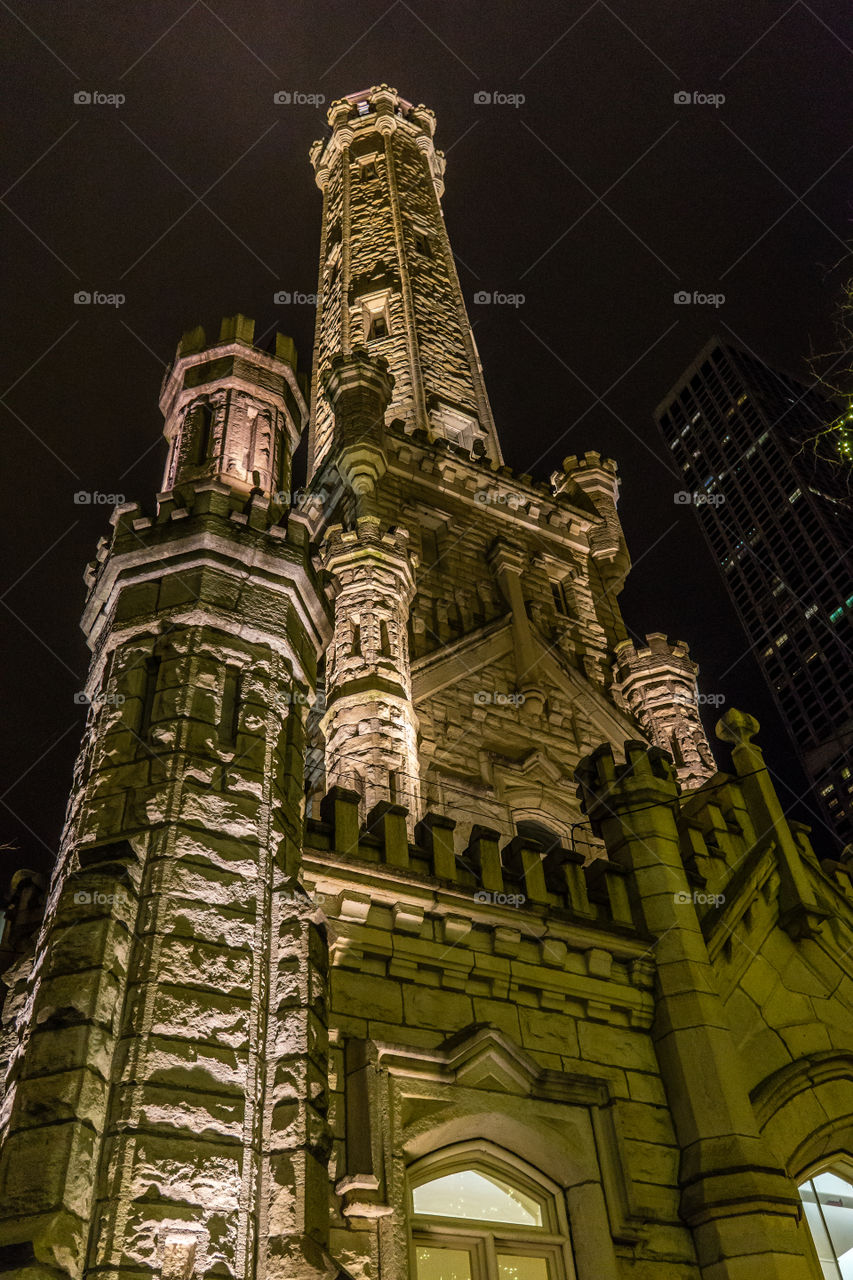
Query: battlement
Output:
[[178, 312, 295, 359], [160, 315, 306, 416], [312, 86, 443, 190], [156, 315, 310, 505], [552, 452, 621, 506], [383, 421, 601, 537], [573, 724, 851, 936], [304, 786, 636, 931], [611, 633, 715, 788], [81, 481, 329, 655], [323, 516, 415, 566], [162, 313, 304, 400], [613, 633, 698, 683], [560, 450, 620, 476]]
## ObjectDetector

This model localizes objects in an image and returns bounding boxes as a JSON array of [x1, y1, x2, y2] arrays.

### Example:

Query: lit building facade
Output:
[[656, 338, 853, 850], [1, 89, 853, 1280]]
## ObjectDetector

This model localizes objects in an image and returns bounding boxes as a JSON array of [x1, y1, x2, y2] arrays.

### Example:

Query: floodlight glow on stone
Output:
[[412, 1170, 543, 1225]]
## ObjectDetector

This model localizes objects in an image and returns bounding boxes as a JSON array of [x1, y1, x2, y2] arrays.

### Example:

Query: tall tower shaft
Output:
[[303, 89, 715, 835], [307, 85, 502, 476]]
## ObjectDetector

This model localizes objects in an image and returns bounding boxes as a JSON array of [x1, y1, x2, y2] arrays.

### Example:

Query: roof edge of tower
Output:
[[344, 85, 415, 112]]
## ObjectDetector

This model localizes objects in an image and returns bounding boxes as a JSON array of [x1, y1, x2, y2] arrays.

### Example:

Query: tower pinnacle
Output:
[[307, 85, 502, 478]]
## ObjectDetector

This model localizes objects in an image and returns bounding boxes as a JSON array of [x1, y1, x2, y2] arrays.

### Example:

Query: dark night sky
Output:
[[2, 0, 852, 877]]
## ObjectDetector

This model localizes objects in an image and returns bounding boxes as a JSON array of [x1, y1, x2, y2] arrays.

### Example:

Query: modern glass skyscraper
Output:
[[656, 337, 853, 850]]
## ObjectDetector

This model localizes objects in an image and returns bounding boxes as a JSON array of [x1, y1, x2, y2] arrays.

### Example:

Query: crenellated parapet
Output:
[[305, 786, 636, 934], [80, 478, 331, 685], [612, 632, 716, 789], [311, 86, 444, 195]]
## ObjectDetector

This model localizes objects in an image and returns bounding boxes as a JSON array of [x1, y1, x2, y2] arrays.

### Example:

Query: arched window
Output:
[[799, 1168, 853, 1277], [409, 1145, 575, 1280]]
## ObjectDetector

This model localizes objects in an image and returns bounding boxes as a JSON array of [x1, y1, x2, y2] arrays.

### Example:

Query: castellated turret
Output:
[[552, 452, 628, 578], [321, 346, 395, 497], [0, 316, 335, 1279], [611, 632, 716, 788], [321, 517, 420, 829], [159, 313, 307, 509]]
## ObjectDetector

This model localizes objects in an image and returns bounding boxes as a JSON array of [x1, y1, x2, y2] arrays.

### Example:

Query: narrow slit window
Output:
[[139, 655, 161, 739], [219, 666, 241, 747], [551, 580, 569, 616], [194, 403, 213, 464]]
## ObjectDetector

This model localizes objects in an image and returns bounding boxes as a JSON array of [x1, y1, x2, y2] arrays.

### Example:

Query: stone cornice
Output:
[[81, 528, 331, 673]]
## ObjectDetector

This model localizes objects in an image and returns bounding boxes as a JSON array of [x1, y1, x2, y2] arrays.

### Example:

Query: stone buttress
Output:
[[574, 728, 823, 1280]]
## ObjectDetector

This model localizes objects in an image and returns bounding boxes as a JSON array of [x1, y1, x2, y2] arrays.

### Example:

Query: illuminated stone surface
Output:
[[0, 87, 851, 1280]]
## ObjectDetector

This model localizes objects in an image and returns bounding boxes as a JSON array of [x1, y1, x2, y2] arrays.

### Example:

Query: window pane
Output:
[[800, 1174, 853, 1279], [815, 1174, 853, 1277], [497, 1255, 550, 1280], [801, 1195, 841, 1279], [415, 1246, 472, 1280], [413, 1170, 543, 1225]]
